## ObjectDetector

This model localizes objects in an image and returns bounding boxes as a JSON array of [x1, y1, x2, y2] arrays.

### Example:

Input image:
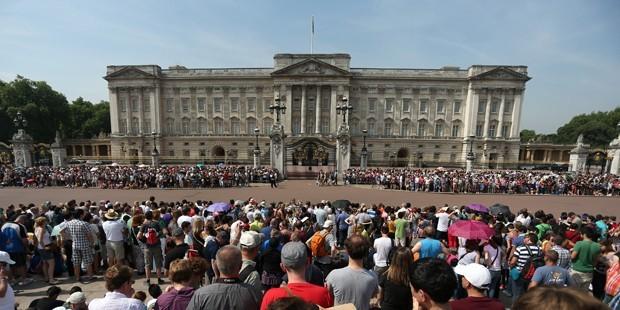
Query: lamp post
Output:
[[360, 129, 368, 169], [253, 127, 261, 168], [336, 96, 353, 125], [151, 132, 159, 168], [466, 135, 475, 172], [269, 96, 287, 124], [13, 111, 27, 130]]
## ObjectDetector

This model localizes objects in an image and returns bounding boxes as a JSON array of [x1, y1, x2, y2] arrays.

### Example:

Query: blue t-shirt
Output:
[[0, 223, 27, 253], [532, 265, 573, 287], [337, 213, 349, 231], [419, 238, 442, 258]]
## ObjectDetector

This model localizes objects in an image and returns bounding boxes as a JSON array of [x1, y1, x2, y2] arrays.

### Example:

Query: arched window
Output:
[[197, 117, 207, 135], [367, 118, 376, 135], [246, 117, 257, 135], [214, 118, 224, 134], [401, 119, 411, 137], [434, 120, 445, 137], [451, 120, 462, 137], [350, 118, 360, 135], [131, 117, 139, 135], [384, 118, 394, 136], [165, 118, 174, 135], [263, 117, 273, 135], [417, 119, 427, 136], [230, 117, 240, 135], [181, 118, 190, 135]]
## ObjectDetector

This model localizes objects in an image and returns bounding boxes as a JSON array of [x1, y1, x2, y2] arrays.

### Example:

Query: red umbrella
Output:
[[448, 220, 494, 240]]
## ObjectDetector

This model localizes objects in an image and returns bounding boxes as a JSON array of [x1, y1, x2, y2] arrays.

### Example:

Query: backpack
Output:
[[520, 246, 544, 281], [145, 226, 159, 246], [310, 231, 329, 258]]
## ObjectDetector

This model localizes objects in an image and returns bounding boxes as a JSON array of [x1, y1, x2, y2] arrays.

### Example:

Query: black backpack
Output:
[[520, 246, 544, 281]]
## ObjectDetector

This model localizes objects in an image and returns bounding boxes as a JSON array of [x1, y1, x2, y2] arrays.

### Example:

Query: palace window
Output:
[[197, 97, 206, 112], [420, 100, 428, 113], [142, 119, 151, 134], [143, 99, 150, 112], [475, 123, 484, 137], [247, 97, 256, 112], [230, 97, 239, 112], [453, 101, 461, 114], [367, 119, 376, 135], [452, 124, 460, 137], [505, 100, 513, 113], [491, 100, 499, 113], [231, 118, 240, 135], [214, 98, 222, 113], [166, 98, 173, 112], [401, 119, 410, 136], [263, 118, 273, 135], [435, 123, 444, 137], [181, 118, 190, 135], [214, 118, 224, 134], [246, 117, 257, 135], [488, 123, 497, 137], [385, 98, 394, 112], [119, 119, 127, 133], [417, 121, 427, 136], [165, 118, 174, 134], [402, 98, 411, 113], [436, 100, 445, 114], [368, 98, 377, 113], [384, 119, 393, 136], [182, 98, 189, 113], [119, 99, 127, 112], [502, 124, 511, 138], [131, 98, 139, 112], [131, 117, 139, 135], [320, 118, 330, 134], [478, 101, 486, 113], [198, 117, 207, 134]]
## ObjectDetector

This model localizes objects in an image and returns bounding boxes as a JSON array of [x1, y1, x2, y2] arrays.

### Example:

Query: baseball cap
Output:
[[240, 231, 261, 248], [323, 220, 334, 229], [454, 263, 491, 289], [67, 291, 86, 304], [0, 251, 15, 265], [281, 241, 307, 269], [172, 227, 184, 237]]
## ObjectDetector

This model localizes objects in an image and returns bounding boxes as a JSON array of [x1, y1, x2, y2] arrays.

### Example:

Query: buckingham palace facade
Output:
[[104, 53, 530, 171]]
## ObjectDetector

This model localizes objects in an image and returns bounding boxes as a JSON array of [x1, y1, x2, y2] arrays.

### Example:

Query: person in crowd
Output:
[[164, 228, 189, 270], [377, 247, 413, 310], [411, 226, 449, 259], [483, 234, 504, 299], [34, 216, 59, 284], [509, 232, 542, 304], [372, 225, 392, 275], [102, 209, 127, 267], [513, 286, 608, 310], [137, 211, 164, 285], [451, 263, 504, 310], [154, 259, 194, 310], [146, 284, 161, 310], [335, 208, 349, 248], [529, 250, 574, 288], [0, 215, 31, 286], [187, 246, 261, 310], [203, 230, 229, 283], [326, 235, 378, 310], [306, 220, 337, 277], [551, 234, 571, 269], [0, 251, 15, 310], [393, 211, 408, 247], [411, 258, 457, 310], [28, 285, 64, 310], [260, 241, 332, 310], [63, 209, 95, 283], [435, 206, 454, 243], [571, 226, 601, 291], [261, 229, 286, 290], [88, 264, 144, 310], [130, 214, 146, 276], [64, 291, 88, 310], [239, 231, 263, 292]]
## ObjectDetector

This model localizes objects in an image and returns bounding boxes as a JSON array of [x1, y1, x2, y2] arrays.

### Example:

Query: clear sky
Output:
[[1, 0, 618, 133]]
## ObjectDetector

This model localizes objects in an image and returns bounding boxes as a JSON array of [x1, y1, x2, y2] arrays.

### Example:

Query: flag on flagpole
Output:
[[312, 16, 315, 35], [311, 16, 314, 54]]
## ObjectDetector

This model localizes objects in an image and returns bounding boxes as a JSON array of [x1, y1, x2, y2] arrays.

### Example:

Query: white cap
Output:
[[0, 251, 15, 265], [239, 231, 261, 248], [67, 291, 86, 304], [323, 220, 334, 228], [454, 263, 491, 289]]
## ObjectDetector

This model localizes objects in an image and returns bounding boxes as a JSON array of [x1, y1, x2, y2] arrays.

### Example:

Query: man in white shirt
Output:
[[89, 265, 143, 310], [102, 209, 127, 266], [176, 206, 192, 228], [435, 206, 453, 242], [373, 226, 392, 275]]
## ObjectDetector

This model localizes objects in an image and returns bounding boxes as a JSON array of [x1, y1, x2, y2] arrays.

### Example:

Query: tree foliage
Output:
[[521, 107, 620, 147], [0, 76, 110, 143]]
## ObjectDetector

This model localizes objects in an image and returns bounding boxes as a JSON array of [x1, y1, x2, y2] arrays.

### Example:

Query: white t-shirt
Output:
[[436, 213, 451, 232], [373, 237, 392, 268], [484, 244, 502, 271], [177, 215, 192, 227], [0, 284, 14, 310], [103, 220, 126, 242]]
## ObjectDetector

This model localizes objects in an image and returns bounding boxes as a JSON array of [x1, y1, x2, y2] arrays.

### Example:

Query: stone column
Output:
[[109, 87, 119, 134], [496, 90, 506, 138], [330, 86, 337, 134], [270, 124, 286, 178], [510, 89, 524, 138], [610, 131, 620, 175], [285, 85, 293, 134], [300, 85, 306, 134], [150, 87, 158, 134], [253, 149, 261, 169], [138, 88, 144, 134], [482, 95, 491, 138], [336, 125, 351, 184], [315, 86, 321, 134]]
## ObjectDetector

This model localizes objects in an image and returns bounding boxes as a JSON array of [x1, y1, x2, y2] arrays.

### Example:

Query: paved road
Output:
[[1, 180, 618, 217]]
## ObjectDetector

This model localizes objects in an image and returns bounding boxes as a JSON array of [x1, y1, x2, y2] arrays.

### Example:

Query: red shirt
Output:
[[451, 296, 505, 310], [260, 282, 333, 310], [564, 230, 582, 250]]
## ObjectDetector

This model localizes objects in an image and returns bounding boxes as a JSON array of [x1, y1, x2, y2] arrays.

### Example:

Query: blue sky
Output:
[[1, 0, 618, 133]]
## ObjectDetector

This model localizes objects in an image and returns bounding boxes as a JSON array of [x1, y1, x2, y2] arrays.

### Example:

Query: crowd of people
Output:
[[0, 195, 617, 310], [0, 165, 280, 189], [342, 168, 620, 196]]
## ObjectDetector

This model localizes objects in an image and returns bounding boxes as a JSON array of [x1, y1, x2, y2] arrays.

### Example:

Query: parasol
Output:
[[467, 203, 489, 213], [207, 202, 231, 213], [448, 220, 495, 240], [489, 203, 512, 216]]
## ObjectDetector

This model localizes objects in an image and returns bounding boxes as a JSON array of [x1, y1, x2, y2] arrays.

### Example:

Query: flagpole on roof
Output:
[[311, 16, 314, 54]]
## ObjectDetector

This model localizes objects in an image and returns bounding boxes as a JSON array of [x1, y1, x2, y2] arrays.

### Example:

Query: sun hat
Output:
[[104, 209, 119, 220]]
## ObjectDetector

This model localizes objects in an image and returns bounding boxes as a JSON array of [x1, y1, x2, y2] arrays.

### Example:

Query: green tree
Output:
[[520, 129, 537, 142], [0, 76, 70, 143], [66, 97, 110, 138], [554, 107, 620, 147]]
